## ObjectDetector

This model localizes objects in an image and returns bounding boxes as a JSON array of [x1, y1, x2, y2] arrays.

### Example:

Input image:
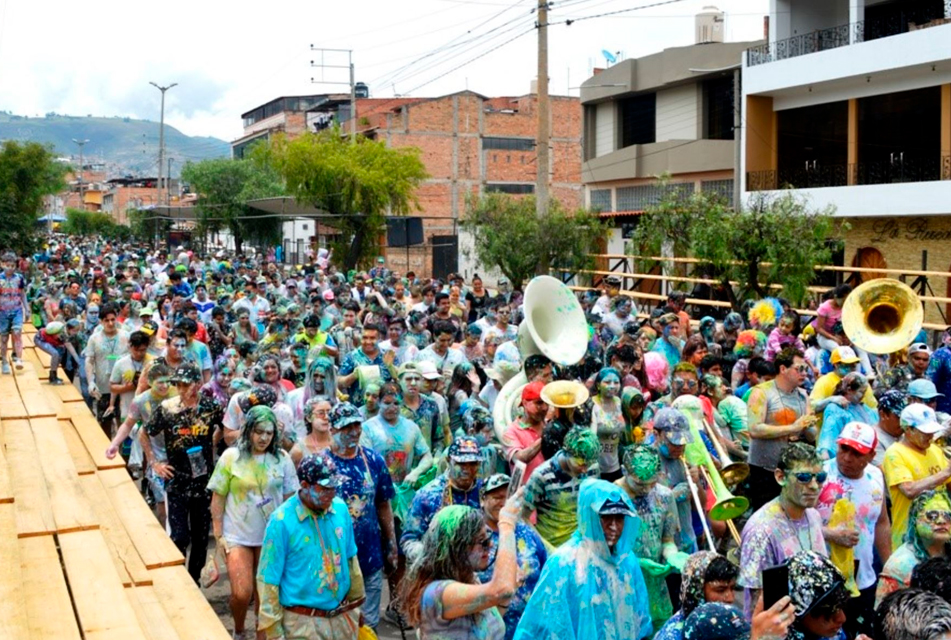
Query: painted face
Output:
[[801, 607, 847, 639], [130, 343, 148, 361], [704, 580, 737, 605], [638, 333, 653, 350], [600, 514, 625, 548], [780, 463, 825, 509], [401, 373, 422, 396], [304, 484, 336, 514], [263, 361, 280, 383], [310, 402, 332, 432], [523, 397, 548, 423], [624, 471, 658, 497], [435, 332, 453, 351], [915, 494, 951, 544], [381, 396, 401, 421], [152, 379, 171, 396], [910, 352, 931, 374], [468, 528, 493, 571], [251, 421, 276, 453], [616, 302, 632, 317], [2, 261, 14, 273], [332, 422, 362, 453], [672, 374, 699, 398], [449, 460, 480, 491], [905, 426, 935, 450], [834, 362, 857, 378], [481, 487, 507, 523], [599, 374, 621, 399], [564, 455, 590, 476], [361, 330, 378, 353], [388, 323, 403, 343]]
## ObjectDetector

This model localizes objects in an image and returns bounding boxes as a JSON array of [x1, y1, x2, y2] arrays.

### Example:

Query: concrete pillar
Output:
[[848, 99, 859, 185], [850, 0, 865, 43], [942, 84, 950, 179]]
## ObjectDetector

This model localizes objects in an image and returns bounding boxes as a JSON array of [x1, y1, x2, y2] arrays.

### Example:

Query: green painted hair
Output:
[[563, 426, 600, 464]]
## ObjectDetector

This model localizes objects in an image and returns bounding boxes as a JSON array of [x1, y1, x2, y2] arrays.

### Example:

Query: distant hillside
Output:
[[0, 112, 230, 177]]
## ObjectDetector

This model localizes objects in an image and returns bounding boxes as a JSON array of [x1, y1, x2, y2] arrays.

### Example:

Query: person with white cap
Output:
[[815, 421, 891, 639], [880, 342, 933, 393], [907, 378, 945, 411], [883, 403, 951, 550]]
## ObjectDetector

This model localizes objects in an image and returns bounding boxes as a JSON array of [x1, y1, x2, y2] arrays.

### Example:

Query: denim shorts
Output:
[[0, 308, 23, 334]]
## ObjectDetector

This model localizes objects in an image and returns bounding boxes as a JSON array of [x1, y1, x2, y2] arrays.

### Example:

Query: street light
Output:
[[149, 82, 177, 206]]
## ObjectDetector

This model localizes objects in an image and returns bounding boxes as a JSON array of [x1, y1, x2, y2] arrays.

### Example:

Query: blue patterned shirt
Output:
[[477, 523, 548, 640]]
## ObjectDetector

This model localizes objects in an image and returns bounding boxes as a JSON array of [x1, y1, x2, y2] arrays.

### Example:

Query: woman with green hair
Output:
[[621, 386, 652, 445], [208, 405, 299, 640], [400, 495, 522, 639], [876, 488, 951, 607]]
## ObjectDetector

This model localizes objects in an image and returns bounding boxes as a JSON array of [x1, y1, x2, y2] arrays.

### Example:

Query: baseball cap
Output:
[[521, 380, 545, 403], [322, 289, 335, 301], [830, 346, 860, 365], [836, 421, 877, 455], [485, 361, 520, 385], [169, 363, 202, 384], [397, 362, 422, 378], [417, 360, 441, 380], [653, 407, 693, 446], [480, 473, 511, 496], [255, 276, 268, 285], [908, 379, 944, 400], [329, 402, 362, 429], [908, 342, 933, 356], [605, 275, 621, 287], [900, 403, 944, 434], [297, 452, 345, 488], [598, 497, 635, 517], [285, 279, 297, 288], [448, 436, 483, 463]]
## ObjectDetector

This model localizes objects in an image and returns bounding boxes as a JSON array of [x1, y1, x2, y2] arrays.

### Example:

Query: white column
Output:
[[850, 0, 865, 43]]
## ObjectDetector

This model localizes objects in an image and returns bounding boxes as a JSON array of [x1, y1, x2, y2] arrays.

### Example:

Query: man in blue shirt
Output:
[[257, 452, 365, 640]]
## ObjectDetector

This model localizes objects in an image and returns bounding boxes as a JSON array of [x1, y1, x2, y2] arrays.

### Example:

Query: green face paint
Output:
[[563, 427, 600, 465]]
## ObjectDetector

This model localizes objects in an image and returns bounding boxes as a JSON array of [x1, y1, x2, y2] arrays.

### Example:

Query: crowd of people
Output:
[[9, 241, 951, 640]]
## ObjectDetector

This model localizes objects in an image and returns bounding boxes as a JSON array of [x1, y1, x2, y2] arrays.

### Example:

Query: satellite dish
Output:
[[601, 49, 617, 65]]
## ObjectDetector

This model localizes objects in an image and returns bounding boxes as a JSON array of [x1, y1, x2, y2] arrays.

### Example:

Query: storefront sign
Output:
[[870, 218, 951, 244]]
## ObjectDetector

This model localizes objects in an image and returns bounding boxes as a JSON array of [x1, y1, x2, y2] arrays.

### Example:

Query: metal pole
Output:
[[167, 157, 174, 205], [150, 82, 177, 213], [535, 1, 550, 218], [72, 138, 89, 210], [350, 56, 357, 142]]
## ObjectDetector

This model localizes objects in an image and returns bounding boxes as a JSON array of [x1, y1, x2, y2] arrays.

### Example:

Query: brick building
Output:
[[338, 90, 583, 278], [102, 177, 180, 226]]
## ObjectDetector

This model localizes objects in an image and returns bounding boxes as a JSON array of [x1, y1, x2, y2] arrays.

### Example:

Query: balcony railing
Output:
[[747, 155, 951, 191], [747, 0, 951, 67]]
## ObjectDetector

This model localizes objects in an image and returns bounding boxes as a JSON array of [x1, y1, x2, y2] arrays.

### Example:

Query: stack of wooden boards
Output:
[[1, 325, 230, 640]]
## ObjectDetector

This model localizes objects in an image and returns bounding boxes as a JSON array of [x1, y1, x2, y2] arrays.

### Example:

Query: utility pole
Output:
[[167, 157, 175, 205], [535, 1, 551, 219], [149, 82, 178, 211], [72, 138, 89, 210], [310, 47, 356, 142]]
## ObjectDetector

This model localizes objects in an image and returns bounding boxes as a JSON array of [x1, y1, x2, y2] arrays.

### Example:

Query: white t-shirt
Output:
[[207, 449, 300, 547]]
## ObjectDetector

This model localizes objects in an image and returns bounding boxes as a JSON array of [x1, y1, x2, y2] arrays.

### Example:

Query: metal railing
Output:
[[747, 1, 951, 67], [747, 155, 951, 191]]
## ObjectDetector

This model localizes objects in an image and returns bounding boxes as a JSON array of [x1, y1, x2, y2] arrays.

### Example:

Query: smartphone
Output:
[[509, 461, 526, 497], [761, 563, 790, 610]]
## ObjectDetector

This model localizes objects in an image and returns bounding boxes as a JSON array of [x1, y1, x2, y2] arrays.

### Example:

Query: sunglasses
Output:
[[921, 510, 951, 524], [794, 364, 810, 374], [792, 472, 828, 484], [475, 537, 493, 550]]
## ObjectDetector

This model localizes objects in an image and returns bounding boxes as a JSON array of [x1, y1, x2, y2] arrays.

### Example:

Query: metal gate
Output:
[[431, 235, 458, 280]]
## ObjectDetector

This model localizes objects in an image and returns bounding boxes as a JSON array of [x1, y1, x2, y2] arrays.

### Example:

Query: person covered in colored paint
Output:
[[256, 452, 365, 639], [208, 405, 299, 640], [652, 407, 700, 554], [655, 551, 739, 640], [476, 474, 548, 640], [616, 444, 686, 632], [326, 402, 397, 632], [513, 478, 653, 640], [289, 397, 333, 467], [399, 494, 522, 640], [503, 381, 550, 484], [460, 404, 506, 479], [0, 250, 28, 375], [877, 588, 951, 640], [360, 381, 433, 487], [402, 436, 484, 563], [591, 367, 626, 482], [398, 362, 447, 459], [778, 550, 852, 640], [816, 373, 878, 462], [521, 426, 601, 548], [652, 313, 684, 369], [337, 322, 395, 407], [875, 488, 951, 607], [738, 443, 827, 621]]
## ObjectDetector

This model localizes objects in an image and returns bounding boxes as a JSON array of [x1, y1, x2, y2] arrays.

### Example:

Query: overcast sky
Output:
[[0, 0, 767, 144]]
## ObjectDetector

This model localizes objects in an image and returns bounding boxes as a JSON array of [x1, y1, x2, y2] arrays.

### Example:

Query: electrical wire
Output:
[[549, 0, 690, 25]]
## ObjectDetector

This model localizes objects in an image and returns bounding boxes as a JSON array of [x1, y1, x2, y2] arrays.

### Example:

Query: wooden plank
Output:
[[59, 529, 150, 640], [22, 332, 34, 348], [126, 586, 183, 640], [0, 369, 28, 419], [22, 346, 48, 373], [60, 417, 97, 475], [98, 468, 184, 569], [14, 362, 56, 418], [0, 505, 30, 639], [22, 323, 37, 335], [79, 473, 152, 587], [53, 379, 86, 403], [149, 566, 232, 640], [3, 418, 55, 537], [0, 433, 13, 503], [34, 343, 53, 368], [63, 401, 125, 470], [29, 416, 99, 534], [19, 535, 83, 640]]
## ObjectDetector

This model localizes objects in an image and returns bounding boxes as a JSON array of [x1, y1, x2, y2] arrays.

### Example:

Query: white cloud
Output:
[[0, 0, 768, 142]]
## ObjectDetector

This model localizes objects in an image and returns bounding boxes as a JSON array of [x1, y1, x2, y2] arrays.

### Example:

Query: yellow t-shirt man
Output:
[[809, 371, 877, 430], [882, 441, 950, 550]]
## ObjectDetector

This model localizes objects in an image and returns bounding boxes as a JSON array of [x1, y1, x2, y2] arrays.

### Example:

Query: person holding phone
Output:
[[738, 443, 827, 621]]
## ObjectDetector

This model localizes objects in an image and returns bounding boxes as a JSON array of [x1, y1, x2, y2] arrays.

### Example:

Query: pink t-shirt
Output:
[[502, 420, 545, 483], [815, 299, 842, 333]]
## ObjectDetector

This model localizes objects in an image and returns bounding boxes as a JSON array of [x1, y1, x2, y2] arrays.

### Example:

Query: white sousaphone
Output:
[[492, 275, 590, 442]]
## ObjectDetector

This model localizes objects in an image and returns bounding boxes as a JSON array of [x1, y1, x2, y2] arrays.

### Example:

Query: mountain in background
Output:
[[0, 111, 230, 178]]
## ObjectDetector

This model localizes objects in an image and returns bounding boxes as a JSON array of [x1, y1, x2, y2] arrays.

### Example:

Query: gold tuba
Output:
[[841, 278, 922, 355], [492, 276, 589, 441]]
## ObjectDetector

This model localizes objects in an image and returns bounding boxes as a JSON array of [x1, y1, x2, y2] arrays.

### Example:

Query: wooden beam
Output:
[[14, 362, 56, 418], [149, 567, 232, 640], [0, 505, 30, 638], [126, 586, 184, 640], [3, 418, 55, 537], [19, 535, 83, 640], [29, 416, 99, 534], [59, 418, 97, 475], [0, 370, 28, 419], [0, 433, 13, 503], [62, 402, 125, 471], [79, 473, 152, 587]]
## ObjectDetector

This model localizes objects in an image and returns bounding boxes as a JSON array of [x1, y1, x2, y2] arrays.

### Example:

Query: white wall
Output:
[[458, 227, 506, 287], [744, 180, 951, 219], [595, 102, 616, 158], [656, 84, 699, 142], [606, 226, 625, 255]]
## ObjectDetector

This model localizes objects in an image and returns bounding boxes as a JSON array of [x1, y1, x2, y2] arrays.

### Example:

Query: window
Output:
[[619, 93, 656, 148], [589, 189, 612, 212], [483, 137, 535, 151], [704, 76, 734, 140], [701, 179, 734, 206], [485, 183, 535, 194], [616, 182, 693, 211]]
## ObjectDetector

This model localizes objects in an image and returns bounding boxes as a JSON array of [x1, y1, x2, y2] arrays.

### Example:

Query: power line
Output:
[[549, 0, 690, 25]]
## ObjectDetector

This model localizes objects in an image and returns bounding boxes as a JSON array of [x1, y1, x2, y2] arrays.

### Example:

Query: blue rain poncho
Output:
[[513, 479, 653, 640]]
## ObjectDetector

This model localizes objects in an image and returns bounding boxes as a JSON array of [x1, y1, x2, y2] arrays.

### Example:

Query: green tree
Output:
[[128, 207, 172, 247], [62, 208, 133, 241], [628, 187, 842, 309], [259, 128, 428, 271], [181, 157, 285, 255], [463, 193, 607, 288], [0, 141, 66, 253]]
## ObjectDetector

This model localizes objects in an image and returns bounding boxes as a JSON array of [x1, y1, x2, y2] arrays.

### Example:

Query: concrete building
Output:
[[231, 94, 350, 159], [740, 0, 951, 322], [580, 36, 761, 260], [102, 177, 179, 226]]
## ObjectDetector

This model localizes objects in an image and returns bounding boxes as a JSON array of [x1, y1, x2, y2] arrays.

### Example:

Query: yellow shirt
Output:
[[809, 372, 877, 430], [882, 442, 950, 550]]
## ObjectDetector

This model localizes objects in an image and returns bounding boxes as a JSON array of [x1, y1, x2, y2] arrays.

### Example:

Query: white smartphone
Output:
[[509, 461, 526, 496]]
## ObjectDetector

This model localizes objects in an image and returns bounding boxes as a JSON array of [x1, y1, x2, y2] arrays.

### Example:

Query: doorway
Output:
[[851, 247, 887, 283]]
